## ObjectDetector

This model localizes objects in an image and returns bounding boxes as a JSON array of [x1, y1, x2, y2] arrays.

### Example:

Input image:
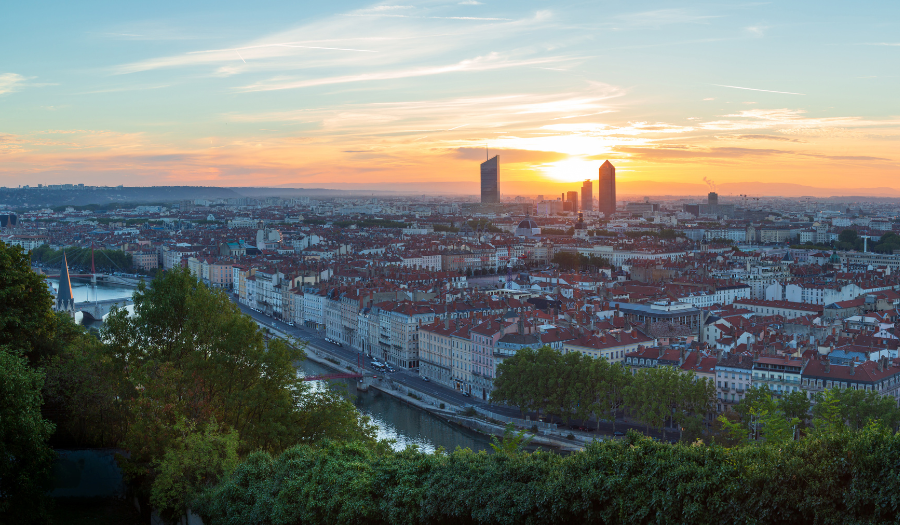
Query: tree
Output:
[[597, 362, 630, 433], [42, 334, 129, 448], [490, 423, 534, 456], [734, 385, 774, 433], [0, 240, 56, 361], [0, 350, 55, 524], [150, 420, 239, 523], [832, 388, 900, 430], [812, 388, 846, 434], [716, 413, 749, 446], [102, 268, 378, 503], [626, 368, 670, 434], [751, 403, 799, 444], [778, 390, 812, 430]]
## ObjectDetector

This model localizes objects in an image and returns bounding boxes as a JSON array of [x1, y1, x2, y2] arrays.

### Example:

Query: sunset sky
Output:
[[2, 1, 898, 195]]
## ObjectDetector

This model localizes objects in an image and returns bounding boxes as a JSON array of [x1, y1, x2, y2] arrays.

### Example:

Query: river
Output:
[[300, 359, 494, 453], [47, 276, 138, 303]]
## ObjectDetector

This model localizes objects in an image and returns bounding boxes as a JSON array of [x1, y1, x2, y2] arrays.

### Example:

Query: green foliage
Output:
[[540, 227, 569, 236], [0, 240, 56, 360], [30, 244, 133, 273], [493, 346, 713, 438], [466, 219, 503, 233], [732, 385, 803, 442], [101, 268, 379, 502], [550, 251, 611, 272], [812, 388, 846, 434], [716, 414, 749, 445], [490, 423, 534, 456], [625, 365, 714, 440], [432, 223, 459, 233], [0, 350, 56, 524], [831, 229, 900, 253], [811, 387, 900, 431], [41, 333, 129, 448], [197, 426, 900, 525], [780, 389, 812, 427], [150, 420, 239, 523]]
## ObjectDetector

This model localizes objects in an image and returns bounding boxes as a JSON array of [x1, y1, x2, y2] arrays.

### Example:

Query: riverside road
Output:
[[233, 297, 681, 441]]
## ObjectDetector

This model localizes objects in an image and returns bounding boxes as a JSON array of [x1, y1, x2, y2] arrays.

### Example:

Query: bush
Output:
[[566, 433, 575, 440], [531, 425, 539, 433], [196, 426, 900, 525], [440, 403, 446, 410]]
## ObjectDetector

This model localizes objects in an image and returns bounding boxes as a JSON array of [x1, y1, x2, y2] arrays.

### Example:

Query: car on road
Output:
[[613, 431, 625, 437], [463, 391, 470, 397], [386, 367, 396, 373], [422, 376, 430, 382]]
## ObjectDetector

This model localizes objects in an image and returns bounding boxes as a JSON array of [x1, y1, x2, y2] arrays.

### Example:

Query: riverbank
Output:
[[302, 349, 591, 453]]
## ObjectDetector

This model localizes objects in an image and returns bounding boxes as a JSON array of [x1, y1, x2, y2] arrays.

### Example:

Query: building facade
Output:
[[598, 160, 616, 217], [480, 155, 500, 204]]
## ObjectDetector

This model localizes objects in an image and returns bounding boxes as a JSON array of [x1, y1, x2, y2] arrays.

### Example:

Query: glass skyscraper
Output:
[[480, 155, 499, 203], [581, 180, 592, 212]]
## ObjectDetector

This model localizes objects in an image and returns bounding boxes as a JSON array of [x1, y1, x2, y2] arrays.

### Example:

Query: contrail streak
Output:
[[236, 51, 246, 63], [713, 84, 805, 95]]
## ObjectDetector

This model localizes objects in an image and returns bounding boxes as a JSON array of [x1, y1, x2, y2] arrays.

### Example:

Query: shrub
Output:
[[197, 426, 900, 525], [566, 433, 575, 440]]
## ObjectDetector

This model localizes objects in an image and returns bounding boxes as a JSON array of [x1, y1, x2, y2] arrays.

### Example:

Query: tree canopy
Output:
[[0, 350, 56, 524], [99, 267, 380, 509], [492, 346, 714, 439], [195, 424, 900, 525], [0, 240, 57, 360]]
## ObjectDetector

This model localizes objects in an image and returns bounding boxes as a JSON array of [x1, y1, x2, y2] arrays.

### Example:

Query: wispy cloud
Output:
[[745, 25, 768, 36], [615, 145, 891, 162], [237, 53, 564, 92], [613, 8, 721, 27], [0, 73, 27, 95], [189, 42, 379, 54], [343, 13, 511, 20], [724, 134, 803, 142], [713, 84, 805, 95], [114, 8, 548, 75], [857, 43, 900, 46]]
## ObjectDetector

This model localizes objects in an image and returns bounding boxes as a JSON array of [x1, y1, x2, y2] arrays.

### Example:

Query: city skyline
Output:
[[1, 1, 898, 192]]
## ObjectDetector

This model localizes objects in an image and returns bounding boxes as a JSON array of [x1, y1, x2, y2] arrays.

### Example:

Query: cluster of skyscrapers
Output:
[[480, 156, 617, 217]]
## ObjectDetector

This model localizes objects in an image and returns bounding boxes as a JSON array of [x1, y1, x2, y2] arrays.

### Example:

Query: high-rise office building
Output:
[[480, 155, 500, 203], [566, 191, 579, 212], [708, 192, 718, 206], [581, 180, 593, 212], [598, 160, 616, 217]]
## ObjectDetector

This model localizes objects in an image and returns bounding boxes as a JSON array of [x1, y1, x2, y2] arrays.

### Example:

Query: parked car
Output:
[[422, 377, 430, 382]]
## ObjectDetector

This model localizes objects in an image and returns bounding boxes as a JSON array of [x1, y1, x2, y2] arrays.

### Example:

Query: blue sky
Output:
[[1, 1, 898, 192]]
